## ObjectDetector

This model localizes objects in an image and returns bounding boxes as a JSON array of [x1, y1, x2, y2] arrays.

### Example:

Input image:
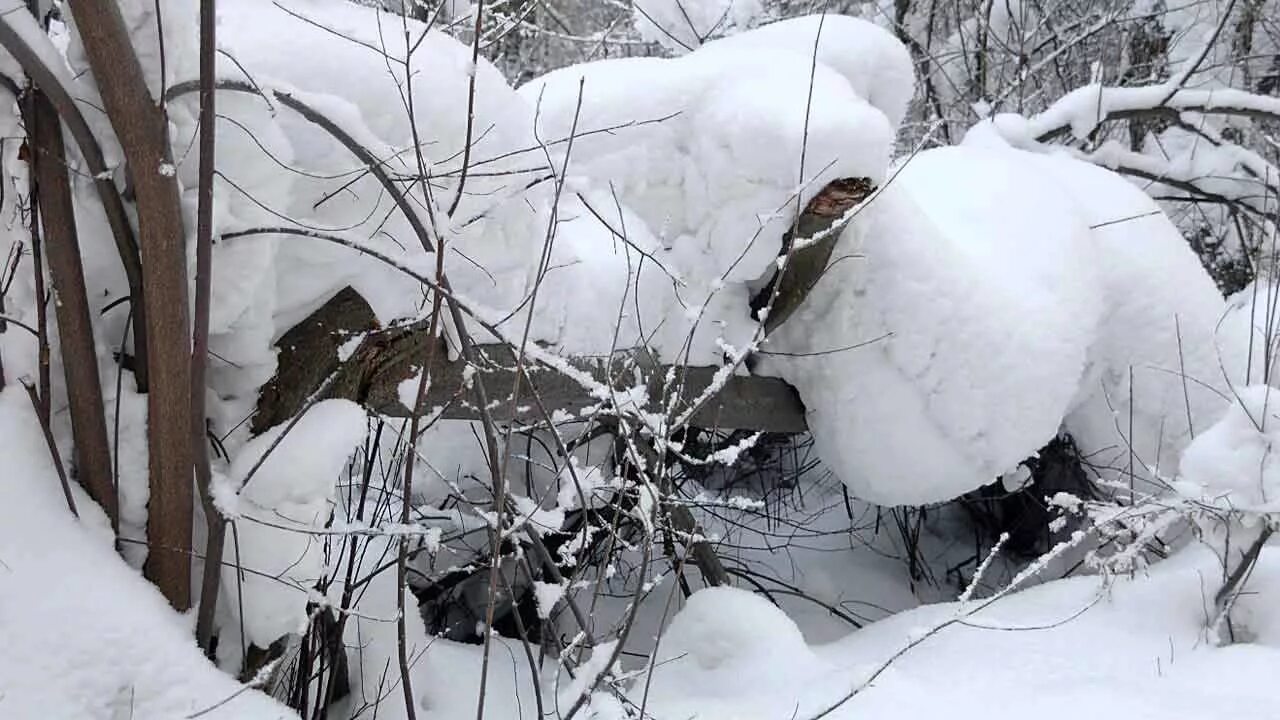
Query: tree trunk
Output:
[[68, 0, 193, 610], [28, 91, 118, 530], [193, 0, 223, 653], [252, 288, 809, 435]]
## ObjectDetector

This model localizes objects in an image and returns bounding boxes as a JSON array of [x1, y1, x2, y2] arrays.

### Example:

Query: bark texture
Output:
[[69, 0, 194, 610], [253, 288, 809, 435], [29, 91, 117, 528]]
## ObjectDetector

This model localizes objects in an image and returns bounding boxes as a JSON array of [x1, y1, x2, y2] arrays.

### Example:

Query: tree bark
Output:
[[28, 90, 118, 529], [193, 0, 223, 653], [253, 288, 808, 435], [0, 8, 149, 388], [751, 178, 874, 335], [69, 0, 193, 610]]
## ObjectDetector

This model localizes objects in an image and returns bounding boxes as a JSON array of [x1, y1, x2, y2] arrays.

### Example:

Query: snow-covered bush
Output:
[[1, 0, 1279, 718]]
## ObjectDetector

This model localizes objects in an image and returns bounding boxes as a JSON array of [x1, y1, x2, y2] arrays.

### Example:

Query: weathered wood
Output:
[[254, 288, 809, 435], [752, 177, 874, 335]]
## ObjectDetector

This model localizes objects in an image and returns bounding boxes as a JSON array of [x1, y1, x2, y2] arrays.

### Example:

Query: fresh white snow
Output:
[[1, 1, 1278, 718]]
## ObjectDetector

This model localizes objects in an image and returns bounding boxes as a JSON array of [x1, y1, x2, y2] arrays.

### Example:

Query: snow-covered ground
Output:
[[8, 400, 1278, 720], [1, 0, 1279, 718], [0, 390, 291, 719]]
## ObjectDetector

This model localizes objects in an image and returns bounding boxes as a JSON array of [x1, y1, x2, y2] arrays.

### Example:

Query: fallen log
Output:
[[253, 287, 808, 435], [253, 178, 876, 436]]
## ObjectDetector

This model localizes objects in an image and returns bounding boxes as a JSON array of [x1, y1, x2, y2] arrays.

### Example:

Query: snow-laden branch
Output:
[[1031, 84, 1280, 143], [1086, 140, 1280, 217]]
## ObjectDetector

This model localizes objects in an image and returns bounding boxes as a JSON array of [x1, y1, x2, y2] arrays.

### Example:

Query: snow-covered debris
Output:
[[0, 389, 289, 719], [209, 0, 549, 392], [763, 145, 1103, 505], [1028, 83, 1280, 143], [220, 399, 367, 648], [205, 5, 917, 376], [1178, 385, 1280, 512], [766, 140, 1251, 506], [520, 15, 910, 361], [973, 85, 1280, 222]]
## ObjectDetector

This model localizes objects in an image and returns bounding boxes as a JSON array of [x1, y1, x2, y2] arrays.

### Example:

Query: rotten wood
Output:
[[253, 288, 808, 436]]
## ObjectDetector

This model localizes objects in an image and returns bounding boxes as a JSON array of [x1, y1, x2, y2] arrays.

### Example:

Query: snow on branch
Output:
[[1031, 84, 1280, 143]]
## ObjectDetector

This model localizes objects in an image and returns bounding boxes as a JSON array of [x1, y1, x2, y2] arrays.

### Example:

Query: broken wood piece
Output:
[[752, 177, 875, 335], [253, 288, 808, 435]]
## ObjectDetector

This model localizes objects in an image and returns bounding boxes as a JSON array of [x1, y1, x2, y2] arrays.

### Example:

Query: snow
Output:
[[532, 580, 566, 620], [518, 15, 908, 362], [105, 383, 152, 569], [762, 145, 1103, 505], [216, 0, 540, 326], [220, 398, 367, 648], [653, 584, 812, 673], [6, 0, 1280, 717], [0, 389, 290, 719], [0, 1, 77, 94], [636, 543, 1280, 719], [1018, 82, 1280, 155], [697, 14, 915, 129], [326, 534, 434, 719], [1178, 385, 1280, 512], [632, 0, 762, 52], [191, 4, 914, 385], [1028, 149, 1247, 489], [763, 135, 1259, 506]]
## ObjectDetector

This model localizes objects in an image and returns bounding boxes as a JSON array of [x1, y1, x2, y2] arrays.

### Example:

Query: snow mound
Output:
[[648, 586, 825, 703], [1028, 150, 1245, 487], [766, 139, 1250, 506], [763, 145, 1103, 505], [661, 586, 809, 670], [639, 545, 1280, 719], [0, 389, 289, 719], [522, 17, 905, 279], [698, 14, 915, 129], [1178, 385, 1280, 512], [520, 16, 909, 360], [210, 5, 917, 369], [220, 399, 367, 648], [216, 0, 542, 326]]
